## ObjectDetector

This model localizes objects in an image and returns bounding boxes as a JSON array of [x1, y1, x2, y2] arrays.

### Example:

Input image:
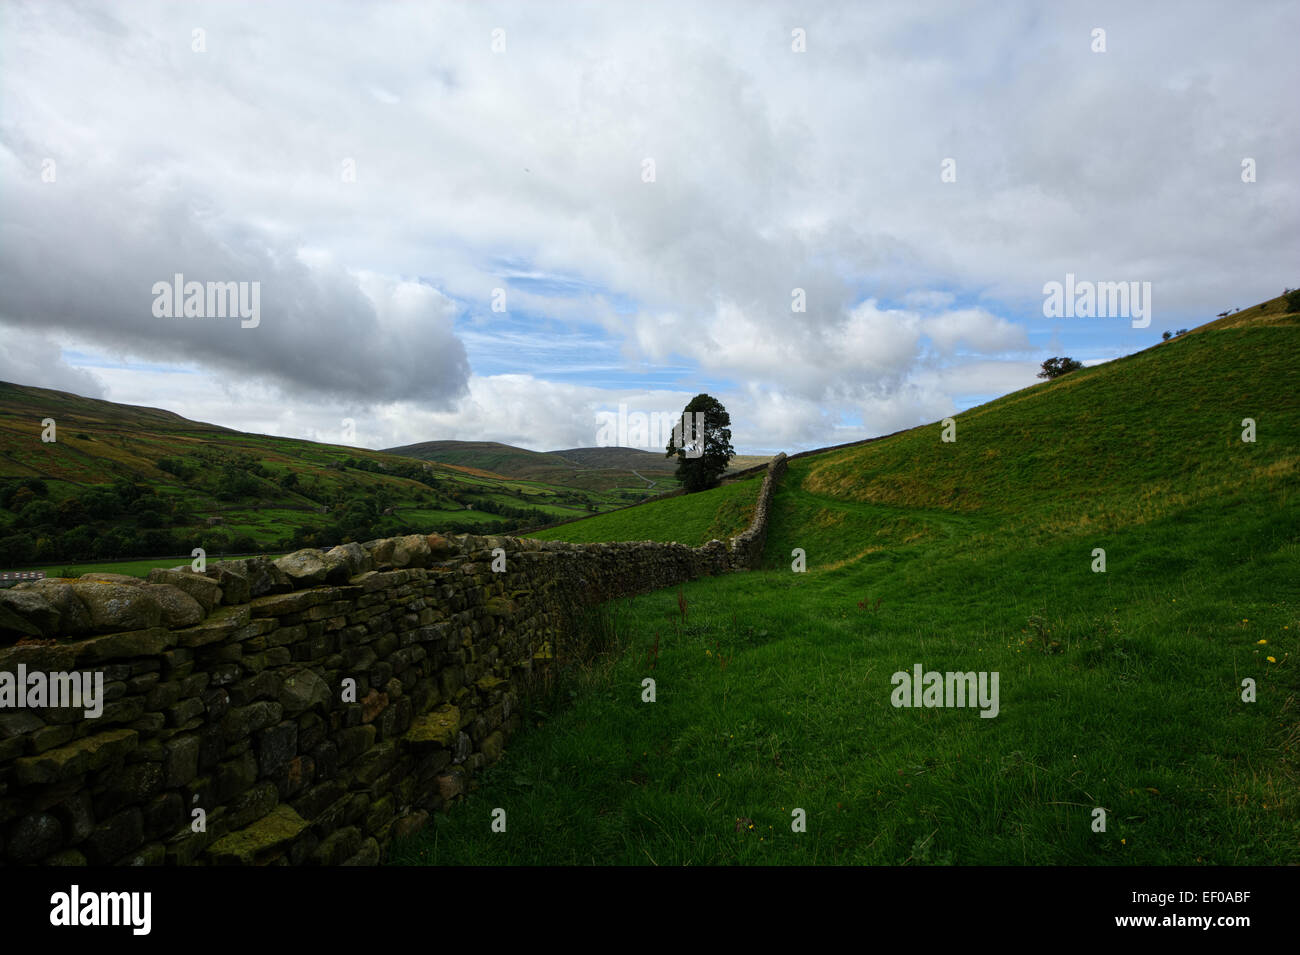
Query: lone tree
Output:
[[1037, 356, 1083, 380], [666, 393, 735, 492]]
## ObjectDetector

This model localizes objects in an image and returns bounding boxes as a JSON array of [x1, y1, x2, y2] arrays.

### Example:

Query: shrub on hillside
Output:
[[157, 457, 195, 480], [1037, 357, 1083, 380], [1284, 287, 1300, 313]]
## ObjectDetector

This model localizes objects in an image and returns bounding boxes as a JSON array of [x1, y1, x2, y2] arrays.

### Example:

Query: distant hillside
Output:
[[553, 445, 677, 471], [384, 439, 681, 492], [0, 384, 637, 568]]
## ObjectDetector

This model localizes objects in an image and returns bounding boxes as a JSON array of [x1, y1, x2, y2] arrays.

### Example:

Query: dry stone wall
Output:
[[0, 455, 785, 865]]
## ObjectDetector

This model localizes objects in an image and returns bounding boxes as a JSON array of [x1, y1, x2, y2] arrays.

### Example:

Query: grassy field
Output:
[[526, 473, 763, 546], [391, 296, 1299, 865], [24, 553, 286, 579]]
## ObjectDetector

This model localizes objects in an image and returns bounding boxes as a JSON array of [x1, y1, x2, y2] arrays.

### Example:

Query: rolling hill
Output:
[[384, 440, 771, 492], [383, 439, 681, 492], [0, 384, 641, 570], [395, 291, 1300, 866]]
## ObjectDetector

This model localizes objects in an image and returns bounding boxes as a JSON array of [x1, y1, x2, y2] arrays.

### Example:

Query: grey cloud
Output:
[[0, 329, 106, 398], [0, 178, 470, 406]]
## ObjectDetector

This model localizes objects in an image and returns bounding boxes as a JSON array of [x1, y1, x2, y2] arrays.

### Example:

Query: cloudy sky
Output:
[[1, 0, 1296, 454]]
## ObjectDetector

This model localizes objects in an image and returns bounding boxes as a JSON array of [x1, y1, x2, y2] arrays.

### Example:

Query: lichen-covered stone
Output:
[[483, 596, 516, 617], [250, 591, 310, 617], [173, 605, 251, 647], [150, 571, 224, 615], [230, 558, 292, 597], [78, 573, 145, 587], [14, 729, 139, 786], [74, 627, 176, 664], [390, 535, 431, 569], [70, 581, 163, 633], [0, 640, 78, 676], [324, 542, 371, 581], [275, 549, 329, 586], [140, 584, 205, 628], [278, 666, 331, 715], [0, 589, 60, 635], [206, 804, 308, 864], [405, 705, 460, 750], [9, 580, 93, 636]]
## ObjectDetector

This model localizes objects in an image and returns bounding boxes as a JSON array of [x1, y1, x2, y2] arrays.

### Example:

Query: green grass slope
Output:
[[527, 472, 763, 546], [395, 294, 1300, 866]]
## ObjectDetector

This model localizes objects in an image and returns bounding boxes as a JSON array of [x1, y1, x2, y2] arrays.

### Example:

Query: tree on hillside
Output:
[[1037, 357, 1083, 380], [666, 393, 734, 492]]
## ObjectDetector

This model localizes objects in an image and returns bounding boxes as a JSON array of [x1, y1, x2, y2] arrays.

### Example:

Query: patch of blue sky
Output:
[[455, 304, 626, 382], [504, 273, 603, 298], [62, 350, 197, 375], [951, 394, 999, 412]]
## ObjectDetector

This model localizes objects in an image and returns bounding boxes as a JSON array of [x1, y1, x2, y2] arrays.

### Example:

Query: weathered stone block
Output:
[[7, 811, 63, 863], [14, 729, 138, 786], [164, 735, 201, 788], [74, 627, 176, 665], [207, 804, 308, 865], [275, 550, 330, 587], [173, 605, 251, 647], [82, 808, 143, 865], [140, 584, 205, 628], [71, 581, 162, 633], [222, 701, 281, 741], [312, 825, 361, 865], [257, 721, 297, 778], [405, 704, 460, 750], [147, 568, 223, 612]]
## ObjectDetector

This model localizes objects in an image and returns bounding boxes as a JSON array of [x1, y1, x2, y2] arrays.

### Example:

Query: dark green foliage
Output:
[[156, 457, 195, 480], [0, 532, 35, 566], [666, 393, 735, 492], [1037, 356, 1083, 379]]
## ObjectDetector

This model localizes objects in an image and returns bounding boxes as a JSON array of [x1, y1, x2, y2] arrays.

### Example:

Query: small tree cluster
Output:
[[1037, 357, 1083, 380]]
